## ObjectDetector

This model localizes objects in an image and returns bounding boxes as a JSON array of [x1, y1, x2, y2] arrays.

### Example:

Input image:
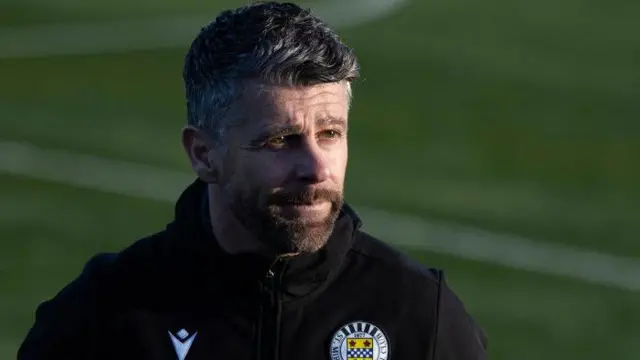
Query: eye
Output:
[[266, 135, 287, 149], [319, 129, 343, 140]]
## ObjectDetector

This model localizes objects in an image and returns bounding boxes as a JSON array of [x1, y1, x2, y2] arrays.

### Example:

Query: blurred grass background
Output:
[[0, 0, 639, 359]]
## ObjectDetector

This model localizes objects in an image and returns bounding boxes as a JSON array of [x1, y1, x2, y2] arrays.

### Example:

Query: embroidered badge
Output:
[[329, 321, 389, 360]]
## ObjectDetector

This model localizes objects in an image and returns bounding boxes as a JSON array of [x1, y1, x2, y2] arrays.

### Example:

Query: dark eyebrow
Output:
[[256, 116, 347, 138], [317, 116, 348, 130], [256, 124, 301, 140]]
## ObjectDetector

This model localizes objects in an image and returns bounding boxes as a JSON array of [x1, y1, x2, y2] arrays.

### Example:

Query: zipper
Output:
[[257, 258, 286, 360]]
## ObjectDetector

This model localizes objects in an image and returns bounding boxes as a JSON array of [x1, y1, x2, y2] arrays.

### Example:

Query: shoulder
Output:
[[350, 229, 441, 286], [55, 231, 169, 302], [17, 232, 169, 359], [50, 230, 173, 309], [88, 230, 170, 279], [347, 229, 443, 311], [37, 251, 120, 312], [349, 230, 488, 356]]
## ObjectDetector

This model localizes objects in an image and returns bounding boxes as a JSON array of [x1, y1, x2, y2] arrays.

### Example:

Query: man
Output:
[[19, 2, 487, 359]]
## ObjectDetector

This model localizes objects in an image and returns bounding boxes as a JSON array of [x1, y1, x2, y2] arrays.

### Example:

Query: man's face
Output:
[[217, 82, 350, 254]]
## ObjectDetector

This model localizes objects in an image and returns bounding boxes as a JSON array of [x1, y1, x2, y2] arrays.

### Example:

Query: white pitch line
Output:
[[1, 139, 639, 292], [0, 0, 409, 59]]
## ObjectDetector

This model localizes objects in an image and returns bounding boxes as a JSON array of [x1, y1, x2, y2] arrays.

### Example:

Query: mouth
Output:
[[287, 202, 329, 209], [279, 201, 332, 218]]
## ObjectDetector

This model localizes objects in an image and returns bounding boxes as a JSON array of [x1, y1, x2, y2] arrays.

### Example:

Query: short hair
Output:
[[183, 1, 360, 144]]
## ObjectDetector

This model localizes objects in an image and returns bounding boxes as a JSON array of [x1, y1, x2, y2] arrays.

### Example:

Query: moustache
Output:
[[268, 187, 342, 206]]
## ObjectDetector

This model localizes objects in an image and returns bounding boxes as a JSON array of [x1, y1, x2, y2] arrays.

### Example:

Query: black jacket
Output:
[[18, 179, 488, 360]]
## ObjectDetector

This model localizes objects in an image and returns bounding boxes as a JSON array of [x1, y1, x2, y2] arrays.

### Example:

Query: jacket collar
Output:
[[168, 179, 362, 301]]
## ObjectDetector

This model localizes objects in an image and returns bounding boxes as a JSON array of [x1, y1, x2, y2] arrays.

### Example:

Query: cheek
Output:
[[329, 143, 348, 180], [242, 153, 290, 189]]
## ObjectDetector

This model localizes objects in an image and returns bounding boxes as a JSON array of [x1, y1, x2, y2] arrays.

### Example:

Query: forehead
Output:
[[237, 82, 350, 126]]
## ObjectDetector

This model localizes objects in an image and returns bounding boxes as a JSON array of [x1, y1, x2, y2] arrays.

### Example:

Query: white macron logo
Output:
[[169, 329, 197, 360]]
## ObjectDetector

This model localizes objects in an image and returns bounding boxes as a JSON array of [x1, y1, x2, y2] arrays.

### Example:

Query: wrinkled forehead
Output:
[[235, 82, 351, 128]]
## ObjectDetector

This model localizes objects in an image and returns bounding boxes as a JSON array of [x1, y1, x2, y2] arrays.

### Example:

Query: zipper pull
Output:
[[266, 269, 275, 279], [265, 256, 282, 279]]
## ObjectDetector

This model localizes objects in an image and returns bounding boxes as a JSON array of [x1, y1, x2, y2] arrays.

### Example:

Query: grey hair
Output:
[[183, 1, 360, 144]]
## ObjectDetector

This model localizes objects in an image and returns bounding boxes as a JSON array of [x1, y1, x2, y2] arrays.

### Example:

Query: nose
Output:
[[295, 142, 330, 184]]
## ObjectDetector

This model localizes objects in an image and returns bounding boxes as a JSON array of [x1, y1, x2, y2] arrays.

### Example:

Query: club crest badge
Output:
[[329, 321, 389, 360]]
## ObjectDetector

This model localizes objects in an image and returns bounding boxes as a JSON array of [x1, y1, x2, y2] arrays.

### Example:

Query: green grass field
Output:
[[1, 0, 639, 359]]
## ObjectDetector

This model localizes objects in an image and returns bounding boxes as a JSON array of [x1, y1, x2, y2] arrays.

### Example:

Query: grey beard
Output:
[[225, 188, 343, 254]]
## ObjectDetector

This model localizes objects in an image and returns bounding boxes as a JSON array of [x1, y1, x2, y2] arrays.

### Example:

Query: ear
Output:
[[181, 126, 219, 183]]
